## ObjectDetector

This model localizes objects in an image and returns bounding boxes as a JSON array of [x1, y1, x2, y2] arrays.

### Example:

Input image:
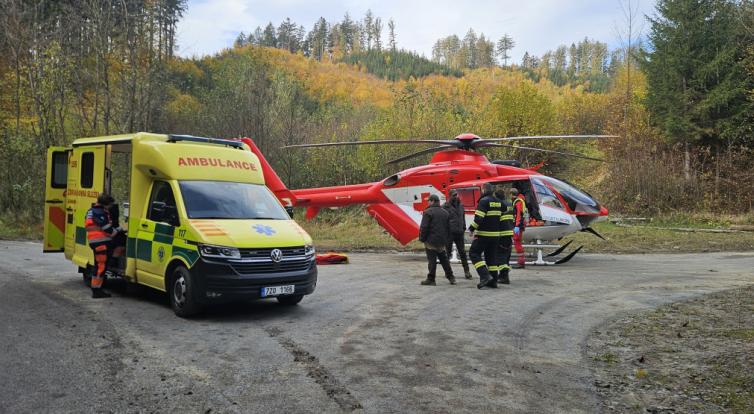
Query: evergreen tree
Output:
[[372, 17, 383, 51], [364, 10, 374, 50], [496, 34, 515, 67], [388, 18, 397, 51], [643, 0, 754, 146], [262, 23, 277, 47]]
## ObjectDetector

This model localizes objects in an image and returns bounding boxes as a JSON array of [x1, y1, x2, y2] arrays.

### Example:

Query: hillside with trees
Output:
[[0, 0, 753, 231]]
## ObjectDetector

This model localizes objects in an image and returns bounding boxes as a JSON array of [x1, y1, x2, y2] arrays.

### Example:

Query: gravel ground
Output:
[[0, 240, 753, 413], [586, 286, 754, 413]]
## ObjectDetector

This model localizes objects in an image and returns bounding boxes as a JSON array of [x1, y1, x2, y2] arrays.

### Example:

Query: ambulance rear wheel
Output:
[[169, 265, 201, 318]]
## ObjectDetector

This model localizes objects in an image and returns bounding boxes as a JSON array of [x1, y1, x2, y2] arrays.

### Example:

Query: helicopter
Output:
[[240, 133, 611, 264]]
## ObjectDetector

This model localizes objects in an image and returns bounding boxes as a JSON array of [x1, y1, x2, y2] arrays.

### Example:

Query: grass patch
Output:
[[562, 221, 754, 253], [0, 213, 43, 240], [722, 328, 754, 340], [297, 207, 423, 252], [593, 352, 619, 365]]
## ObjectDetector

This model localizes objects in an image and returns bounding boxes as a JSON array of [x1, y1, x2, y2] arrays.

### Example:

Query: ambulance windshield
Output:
[[179, 181, 289, 220]]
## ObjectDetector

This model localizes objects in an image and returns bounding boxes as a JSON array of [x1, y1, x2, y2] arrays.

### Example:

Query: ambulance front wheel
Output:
[[169, 265, 202, 318]]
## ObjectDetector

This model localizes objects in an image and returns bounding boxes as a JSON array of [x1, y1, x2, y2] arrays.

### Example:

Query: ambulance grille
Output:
[[230, 246, 312, 275], [238, 246, 306, 259], [229, 259, 311, 275]]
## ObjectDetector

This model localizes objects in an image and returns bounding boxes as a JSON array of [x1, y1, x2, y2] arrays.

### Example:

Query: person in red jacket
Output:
[[510, 188, 527, 269], [85, 193, 121, 298]]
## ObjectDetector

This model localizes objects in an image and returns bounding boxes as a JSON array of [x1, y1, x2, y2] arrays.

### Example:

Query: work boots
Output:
[[91, 288, 111, 299], [446, 274, 457, 285], [420, 274, 436, 286], [487, 275, 498, 289], [499, 270, 510, 285], [463, 268, 472, 280]]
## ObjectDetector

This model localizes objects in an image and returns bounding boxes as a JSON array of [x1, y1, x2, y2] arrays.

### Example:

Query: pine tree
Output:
[[262, 23, 277, 47], [372, 17, 382, 51], [643, 0, 753, 146], [496, 34, 515, 67], [388, 18, 397, 51]]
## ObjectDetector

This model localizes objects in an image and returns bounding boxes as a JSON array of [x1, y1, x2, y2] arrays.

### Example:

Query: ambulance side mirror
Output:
[[285, 206, 294, 218]]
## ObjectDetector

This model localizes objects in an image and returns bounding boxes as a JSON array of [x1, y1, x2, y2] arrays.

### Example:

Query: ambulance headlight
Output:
[[304, 244, 315, 257], [199, 244, 241, 259]]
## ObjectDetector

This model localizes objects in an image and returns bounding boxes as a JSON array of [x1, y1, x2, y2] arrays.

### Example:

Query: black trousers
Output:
[[446, 232, 470, 271], [498, 236, 512, 274], [425, 248, 453, 278], [469, 236, 498, 282]]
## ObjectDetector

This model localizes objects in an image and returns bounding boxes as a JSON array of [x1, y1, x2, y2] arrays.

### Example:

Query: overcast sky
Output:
[[176, 0, 657, 63]]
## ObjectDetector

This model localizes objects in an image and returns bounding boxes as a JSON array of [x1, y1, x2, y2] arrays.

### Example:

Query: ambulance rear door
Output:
[[43, 147, 69, 252], [67, 145, 107, 267]]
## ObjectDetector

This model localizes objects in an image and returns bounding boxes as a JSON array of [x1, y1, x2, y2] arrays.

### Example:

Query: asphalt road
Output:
[[1, 240, 753, 413]]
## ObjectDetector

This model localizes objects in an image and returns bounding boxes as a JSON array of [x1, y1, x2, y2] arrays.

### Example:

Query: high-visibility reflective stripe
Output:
[[501, 215, 514, 220], [488, 265, 501, 271], [475, 231, 498, 237], [89, 236, 112, 243], [101, 224, 112, 230], [470, 222, 479, 229], [473, 261, 486, 269], [474, 210, 486, 217], [489, 202, 502, 207], [500, 265, 511, 270], [500, 231, 514, 236], [486, 211, 502, 216]]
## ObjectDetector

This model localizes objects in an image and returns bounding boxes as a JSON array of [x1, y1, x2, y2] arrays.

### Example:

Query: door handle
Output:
[[45, 199, 63, 204], [141, 223, 148, 228]]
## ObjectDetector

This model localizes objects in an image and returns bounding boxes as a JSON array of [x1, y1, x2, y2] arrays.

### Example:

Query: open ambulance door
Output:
[[43, 147, 70, 252]]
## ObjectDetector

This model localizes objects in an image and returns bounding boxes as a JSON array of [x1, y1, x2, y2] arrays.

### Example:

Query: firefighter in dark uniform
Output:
[[468, 183, 503, 289], [495, 185, 514, 284], [510, 187, 527, 269], [419, 194, 456, 286], [85, 193, 121, 298], [443, 189, 472, 279]]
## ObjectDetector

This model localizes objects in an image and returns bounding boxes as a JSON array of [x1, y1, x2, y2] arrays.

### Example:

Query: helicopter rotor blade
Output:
[[481, 135, 618, 142], [478, 142, 605, 162], [385, 145, 457, 165], [282, 139, 455, 149]]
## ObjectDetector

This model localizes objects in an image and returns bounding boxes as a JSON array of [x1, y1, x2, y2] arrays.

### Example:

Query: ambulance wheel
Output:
[[169, 265, 201, 318], [277, 294, 304, 306]]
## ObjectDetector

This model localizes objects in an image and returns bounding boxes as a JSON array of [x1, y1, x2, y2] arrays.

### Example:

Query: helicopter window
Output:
[[531, 177, 565, 210], [538, 176, 600, 213], [455, 188, 480, 210], [384, 174, 400, 187]]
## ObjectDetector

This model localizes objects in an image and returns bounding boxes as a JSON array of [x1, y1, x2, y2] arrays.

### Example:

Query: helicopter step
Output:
[[449, 240, 583, 266]]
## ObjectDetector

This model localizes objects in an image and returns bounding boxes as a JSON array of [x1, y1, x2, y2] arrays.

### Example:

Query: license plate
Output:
[[261, 285, 295, 297]]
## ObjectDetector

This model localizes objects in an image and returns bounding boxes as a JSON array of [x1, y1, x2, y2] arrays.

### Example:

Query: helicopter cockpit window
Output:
[[539, 176, 600, 214], [531, 177, 564, 210]]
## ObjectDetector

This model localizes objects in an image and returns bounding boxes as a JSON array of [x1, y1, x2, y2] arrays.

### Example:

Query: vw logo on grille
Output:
[[270, 248, 283, 263]]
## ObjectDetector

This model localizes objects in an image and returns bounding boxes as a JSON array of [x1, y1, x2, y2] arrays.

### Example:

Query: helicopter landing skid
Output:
[[448, 240, 583, 266]]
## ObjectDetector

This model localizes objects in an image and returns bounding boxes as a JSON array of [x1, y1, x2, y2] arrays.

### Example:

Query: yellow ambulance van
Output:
[[43, 133, 317, 317]]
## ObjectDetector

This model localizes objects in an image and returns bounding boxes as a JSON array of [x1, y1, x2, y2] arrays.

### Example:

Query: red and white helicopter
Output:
[[241, 133, 611, 264]]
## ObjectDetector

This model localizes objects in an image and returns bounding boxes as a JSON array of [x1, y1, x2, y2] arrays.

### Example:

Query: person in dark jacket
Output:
[[419, 194, 456, 286], [468, 183, 503, 289], [443, 190, 472, 279], [494, 186, 514, 284]]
